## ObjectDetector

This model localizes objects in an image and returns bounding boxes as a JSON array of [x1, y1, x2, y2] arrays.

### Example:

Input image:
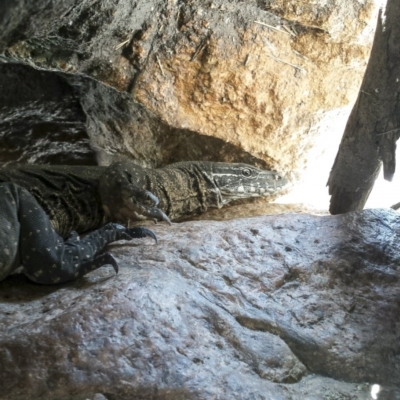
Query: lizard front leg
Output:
[[99, 162, 171, 225], [6, 183, 157, 284], [77, 226, 157, 276]]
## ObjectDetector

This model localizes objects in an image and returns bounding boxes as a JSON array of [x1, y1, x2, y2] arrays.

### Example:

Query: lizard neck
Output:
[[151, 163, 222, 220]]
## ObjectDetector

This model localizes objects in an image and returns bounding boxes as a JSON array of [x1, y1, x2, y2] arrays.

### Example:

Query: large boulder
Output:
[[1, 209, 399, 399], [0, 0, 380, 175]]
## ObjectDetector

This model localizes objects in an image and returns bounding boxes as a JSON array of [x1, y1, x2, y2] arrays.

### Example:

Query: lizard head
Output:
[[205, 163, 289, 205]]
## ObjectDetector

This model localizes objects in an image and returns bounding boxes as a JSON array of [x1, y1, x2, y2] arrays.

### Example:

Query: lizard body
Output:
[[0, 161, 288, 235], [0, 164, 107, 238], [0, 161, 287, 284]]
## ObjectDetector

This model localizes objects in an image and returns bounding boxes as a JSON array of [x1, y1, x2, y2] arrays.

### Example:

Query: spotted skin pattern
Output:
[[0, 183, 156, 284], [99, 161, 289, 222], [0, 162, 288, 235]]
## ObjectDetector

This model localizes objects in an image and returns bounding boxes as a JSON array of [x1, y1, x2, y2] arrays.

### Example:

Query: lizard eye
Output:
[[242, 168, 251, 177]]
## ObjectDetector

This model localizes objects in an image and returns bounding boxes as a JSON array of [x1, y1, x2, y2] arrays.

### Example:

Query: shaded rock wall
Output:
[[1, 209, 400, 399], [0, 0, 379, 175], [0, 62, 95, 165]]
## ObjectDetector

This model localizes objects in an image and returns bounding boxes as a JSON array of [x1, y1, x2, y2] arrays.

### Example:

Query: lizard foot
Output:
[[102, 223, 158, 242], [99, 162, 171, 225]]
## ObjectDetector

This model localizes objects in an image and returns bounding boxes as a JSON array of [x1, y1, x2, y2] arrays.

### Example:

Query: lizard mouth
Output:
[[213, 172, 289, 205]]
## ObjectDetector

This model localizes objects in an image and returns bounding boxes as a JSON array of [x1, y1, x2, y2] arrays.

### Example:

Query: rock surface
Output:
[[1, 209, 400, 399], [0, 62, 96, 165], [0, 0, 380, 175]]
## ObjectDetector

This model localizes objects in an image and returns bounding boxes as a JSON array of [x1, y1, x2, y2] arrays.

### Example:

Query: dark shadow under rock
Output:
[[0, 62, 96, 165]]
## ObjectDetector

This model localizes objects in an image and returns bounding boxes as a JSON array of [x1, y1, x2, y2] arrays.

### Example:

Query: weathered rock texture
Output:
[[1, 209, 400, 399], [0, 0, 379, 174]]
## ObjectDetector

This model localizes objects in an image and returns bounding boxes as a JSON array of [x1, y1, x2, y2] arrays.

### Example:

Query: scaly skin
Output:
[[0, 164, 107, 238], [99, 161, 288, 222], [0, 161, 287, 284], [0, 182, 156, 284], [0, 161, 288, 235]]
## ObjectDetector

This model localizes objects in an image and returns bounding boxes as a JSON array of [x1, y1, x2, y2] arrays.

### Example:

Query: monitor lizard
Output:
[[0, 161, 288, 284], [98, 161, 288, 225]]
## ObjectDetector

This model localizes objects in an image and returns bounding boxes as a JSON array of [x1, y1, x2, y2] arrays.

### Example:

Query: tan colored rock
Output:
[[0, 0, 380, 180], [133, 0, 379, 175]]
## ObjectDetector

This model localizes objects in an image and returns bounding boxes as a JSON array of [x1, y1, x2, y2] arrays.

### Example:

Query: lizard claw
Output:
[[158, 210, 172, 226], [140, 227, 158, 243], [136, 206, 171, 225], [124, 227, 158, 243], [97, 252, 119, 275], [130, 200, 171, 225], [143, 190, 160, 207], [132, 190, 159, 207]]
